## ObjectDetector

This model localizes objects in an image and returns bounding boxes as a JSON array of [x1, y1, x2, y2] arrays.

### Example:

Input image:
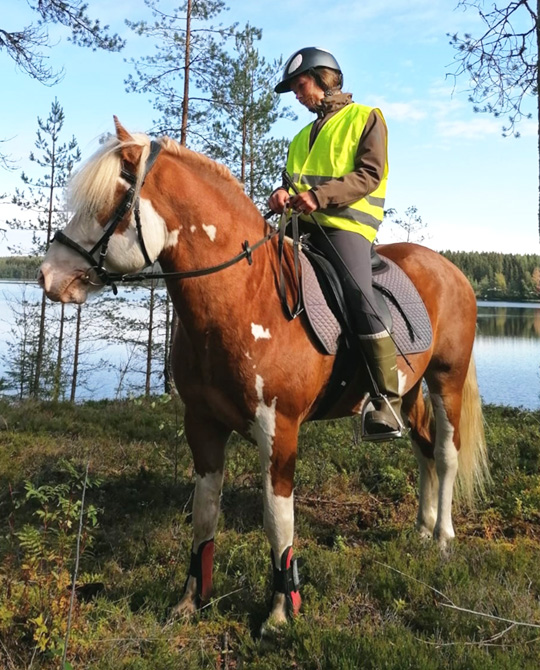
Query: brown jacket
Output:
[[280, 92, 387, 210]]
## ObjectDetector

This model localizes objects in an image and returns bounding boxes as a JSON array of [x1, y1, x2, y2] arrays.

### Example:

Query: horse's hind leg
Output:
[[407, 374, 462, 547], [405, 382, 438, 538], [430, 392, 460, 546], [173, 407, 231, 618]]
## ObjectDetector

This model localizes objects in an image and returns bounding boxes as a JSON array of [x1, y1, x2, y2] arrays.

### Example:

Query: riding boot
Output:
[[358, 334, 403, 440]]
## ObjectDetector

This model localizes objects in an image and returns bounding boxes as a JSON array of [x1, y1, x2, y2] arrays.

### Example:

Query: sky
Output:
[[0, 0, 538, 255]]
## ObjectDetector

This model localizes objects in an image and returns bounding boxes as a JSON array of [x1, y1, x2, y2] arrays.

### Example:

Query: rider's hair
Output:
[[311, 67, 342, 93]]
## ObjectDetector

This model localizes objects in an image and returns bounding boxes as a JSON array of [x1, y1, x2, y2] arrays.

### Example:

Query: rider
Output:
[[268, 46, 402, 439]]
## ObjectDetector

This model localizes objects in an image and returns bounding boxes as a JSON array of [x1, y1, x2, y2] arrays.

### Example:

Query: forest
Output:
[[3, 249, 540, 300], [441, 250, 540, 301]]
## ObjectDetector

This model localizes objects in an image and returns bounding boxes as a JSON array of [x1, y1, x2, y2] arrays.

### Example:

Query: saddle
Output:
[[298, 242, 433, 420]]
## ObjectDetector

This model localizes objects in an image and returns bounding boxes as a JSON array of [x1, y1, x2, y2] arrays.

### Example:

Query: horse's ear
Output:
[[113, 116, 133, 143], [113, 115, 143, 169]]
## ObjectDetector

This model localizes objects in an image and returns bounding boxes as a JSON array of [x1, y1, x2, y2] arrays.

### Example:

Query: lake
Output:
[[0, 282, 539, 409], [475, 301, 540, 409]]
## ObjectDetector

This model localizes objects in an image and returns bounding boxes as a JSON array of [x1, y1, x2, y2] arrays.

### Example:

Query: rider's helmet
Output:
[[274, 47, 343, 94]]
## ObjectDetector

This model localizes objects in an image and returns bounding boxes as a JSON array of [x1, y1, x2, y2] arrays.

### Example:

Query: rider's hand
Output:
[[268, 188, 290, 213], [289, 190, 319, 215]]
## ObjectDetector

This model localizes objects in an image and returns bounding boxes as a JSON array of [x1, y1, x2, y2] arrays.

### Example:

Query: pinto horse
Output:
[[39, 118, 488, 627]]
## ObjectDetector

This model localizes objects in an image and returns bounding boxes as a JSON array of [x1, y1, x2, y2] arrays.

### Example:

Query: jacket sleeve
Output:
[[310, 109, 387, 209]]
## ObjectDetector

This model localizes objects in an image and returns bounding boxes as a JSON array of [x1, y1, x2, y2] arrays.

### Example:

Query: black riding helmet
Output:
[[274, 47, 342, 94]]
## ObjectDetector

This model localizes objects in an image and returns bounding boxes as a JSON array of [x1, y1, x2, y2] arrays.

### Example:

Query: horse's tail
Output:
[[455, 356, 491, 506]]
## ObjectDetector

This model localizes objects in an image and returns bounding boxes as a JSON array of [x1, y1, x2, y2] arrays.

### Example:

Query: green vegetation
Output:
[[442, 251, 540, 302], [1, 398, 540, 668], [0, 256, 42, 281]]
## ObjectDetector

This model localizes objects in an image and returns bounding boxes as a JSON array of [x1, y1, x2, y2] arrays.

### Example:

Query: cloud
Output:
[[370, 98, 427, 122], [437, 117, 506, 139]]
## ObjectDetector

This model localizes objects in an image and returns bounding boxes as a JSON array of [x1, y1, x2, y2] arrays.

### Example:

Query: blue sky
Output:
[[1, 0, 538, 254]]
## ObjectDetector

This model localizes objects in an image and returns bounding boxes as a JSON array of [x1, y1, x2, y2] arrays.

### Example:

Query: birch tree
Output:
[[448, 0, 539, 232]]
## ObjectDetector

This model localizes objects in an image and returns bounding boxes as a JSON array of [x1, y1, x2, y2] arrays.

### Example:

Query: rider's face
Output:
[[290, 74, 325, 111]]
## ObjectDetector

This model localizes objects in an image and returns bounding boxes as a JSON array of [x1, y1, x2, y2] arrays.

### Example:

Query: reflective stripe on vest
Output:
[[286, 104, 388, 241]]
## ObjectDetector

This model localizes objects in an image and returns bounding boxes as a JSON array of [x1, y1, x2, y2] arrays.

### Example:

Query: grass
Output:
[[0, 397, 540, 668]]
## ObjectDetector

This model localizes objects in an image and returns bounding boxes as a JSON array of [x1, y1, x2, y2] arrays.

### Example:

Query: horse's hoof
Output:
[[416, 525, 434, 541], [260, 613, 288, 645], [169, 597, 199, 621]]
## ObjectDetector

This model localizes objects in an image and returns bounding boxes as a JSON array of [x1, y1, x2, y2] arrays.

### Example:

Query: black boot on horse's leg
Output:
[[359, 334, 404, 441], [271, 546, 302, 618]]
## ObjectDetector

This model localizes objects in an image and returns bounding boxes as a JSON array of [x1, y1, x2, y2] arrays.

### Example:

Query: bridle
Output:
[[53, 140, 279, 295], [53, 141, 162, 294]]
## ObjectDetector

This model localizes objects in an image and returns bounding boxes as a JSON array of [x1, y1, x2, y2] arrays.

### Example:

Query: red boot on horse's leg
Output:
[[185, 538, 215, 607], [272, 546, 302, 617]]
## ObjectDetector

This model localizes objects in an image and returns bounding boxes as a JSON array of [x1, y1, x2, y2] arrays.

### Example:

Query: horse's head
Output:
[[38, 117, 167, 303]]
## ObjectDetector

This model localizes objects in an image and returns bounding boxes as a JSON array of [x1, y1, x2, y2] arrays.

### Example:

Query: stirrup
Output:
[[361, 395, 404, 442]]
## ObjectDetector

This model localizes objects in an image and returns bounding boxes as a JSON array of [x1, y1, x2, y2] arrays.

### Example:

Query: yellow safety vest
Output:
[[286, 103, 388, 242]]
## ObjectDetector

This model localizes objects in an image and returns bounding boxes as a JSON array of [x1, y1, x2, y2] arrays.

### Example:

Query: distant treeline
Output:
[[2, 251, 540, 301], [0, 256, 42, 280], [441, 251, 540, 301]]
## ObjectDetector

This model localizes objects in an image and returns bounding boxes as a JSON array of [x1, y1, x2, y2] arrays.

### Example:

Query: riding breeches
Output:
[[299, 221, 385, 336]]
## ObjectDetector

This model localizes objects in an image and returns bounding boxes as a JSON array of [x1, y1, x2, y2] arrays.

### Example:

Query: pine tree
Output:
[[125, 0, 236, 145], [7, 99, 81, 398], [205, 24, 294, 207]]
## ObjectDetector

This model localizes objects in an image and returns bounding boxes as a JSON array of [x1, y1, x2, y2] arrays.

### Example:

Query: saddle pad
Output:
[[300, 251, 432, 356], [300, 251, 342, 355]]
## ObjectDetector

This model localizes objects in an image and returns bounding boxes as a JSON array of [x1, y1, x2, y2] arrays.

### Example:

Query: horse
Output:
[[38, 117, 489, 628]]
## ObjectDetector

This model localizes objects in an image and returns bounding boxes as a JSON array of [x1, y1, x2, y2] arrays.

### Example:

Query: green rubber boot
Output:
[[359, 335, 403, 441]]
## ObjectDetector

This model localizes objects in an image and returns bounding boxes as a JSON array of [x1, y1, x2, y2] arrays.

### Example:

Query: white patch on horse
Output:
[[164, 228, 180, 250], [251, 323, 271, 340], [245, 352, 252, 360], [250, 376, 293, 564], [430, 393, 458, 545], [190, 225, 197, 233], [398, 370, 408, 396], [202, 224, 217, 242], [192, 470, 223, 550], [131, 199, 168, 264]]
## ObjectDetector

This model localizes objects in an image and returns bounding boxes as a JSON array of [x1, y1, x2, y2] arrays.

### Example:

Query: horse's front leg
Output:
[[173, 407, 231, 618], [252, 398, 301, 629]]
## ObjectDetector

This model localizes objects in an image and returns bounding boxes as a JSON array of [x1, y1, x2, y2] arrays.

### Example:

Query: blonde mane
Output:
[[67, 133, 151, 216], [67, 131, 248, 219]]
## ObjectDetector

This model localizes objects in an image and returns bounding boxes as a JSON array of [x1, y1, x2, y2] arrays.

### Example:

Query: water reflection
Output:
[[477, 301, 540, 339], [475, 301, 540, 409]]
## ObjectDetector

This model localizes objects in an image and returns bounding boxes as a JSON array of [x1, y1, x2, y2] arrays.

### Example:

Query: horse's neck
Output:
[[159, 202, 270, 332]]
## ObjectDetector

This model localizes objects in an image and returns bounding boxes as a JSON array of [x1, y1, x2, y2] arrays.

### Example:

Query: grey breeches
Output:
[[299, 221, 385, 335]]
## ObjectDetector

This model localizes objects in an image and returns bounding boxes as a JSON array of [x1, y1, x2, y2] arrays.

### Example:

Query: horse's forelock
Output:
[[67, 133, 151, 217]]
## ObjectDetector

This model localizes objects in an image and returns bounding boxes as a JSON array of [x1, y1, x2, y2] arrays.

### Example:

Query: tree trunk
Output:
[[145, 283, 155, 397], [180, 0, 192, 147], [32, 293, 47, 397], [53, 303, 65, 401], [70, 305, 81, 402]]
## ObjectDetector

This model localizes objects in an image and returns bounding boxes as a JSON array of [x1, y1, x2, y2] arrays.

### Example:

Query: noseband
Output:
[[53, 140, 162, 294]]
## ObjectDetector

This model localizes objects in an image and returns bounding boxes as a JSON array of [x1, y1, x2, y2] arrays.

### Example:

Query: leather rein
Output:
[[52, 140, 281, 296]]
